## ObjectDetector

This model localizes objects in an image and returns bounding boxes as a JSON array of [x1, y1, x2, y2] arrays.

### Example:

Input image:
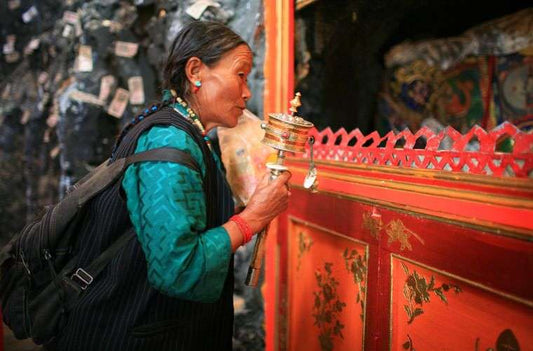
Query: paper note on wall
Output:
[[69, 90, 103, 106], [185, 1, 220, 19], [114, 41, 139, 58], [99, 75, 116, 102], [128, 76, 145, 105], [107, 88, 130, 118], [74, 45, 93, 72]]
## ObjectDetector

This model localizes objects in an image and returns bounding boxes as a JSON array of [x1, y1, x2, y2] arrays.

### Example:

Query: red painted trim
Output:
[[263, 3, 278, 350], [304, 123, 533, 177], [289, 170, 533, 232], [288, 158, 533, 200]]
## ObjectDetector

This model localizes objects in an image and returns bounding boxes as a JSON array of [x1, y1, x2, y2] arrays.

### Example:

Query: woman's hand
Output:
[[239, 171, 291, 234]]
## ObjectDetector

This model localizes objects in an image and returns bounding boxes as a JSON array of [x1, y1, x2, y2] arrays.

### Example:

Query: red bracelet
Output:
[[229, 215, 253, 245]]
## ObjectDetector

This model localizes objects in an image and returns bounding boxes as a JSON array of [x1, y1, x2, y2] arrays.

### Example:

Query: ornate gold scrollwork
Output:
[[386, 219, 424, 251], [362, 209, 383, 239]]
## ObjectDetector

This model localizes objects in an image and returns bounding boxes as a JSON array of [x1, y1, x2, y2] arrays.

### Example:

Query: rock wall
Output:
[[0, 1, 266, 349]]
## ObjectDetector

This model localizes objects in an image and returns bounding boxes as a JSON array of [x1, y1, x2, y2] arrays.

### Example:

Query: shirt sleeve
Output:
[[122, 125, 232, 302]]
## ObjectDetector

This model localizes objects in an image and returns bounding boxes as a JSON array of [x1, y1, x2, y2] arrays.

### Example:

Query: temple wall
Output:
[[266, 124, 533, 350], [263, 6, 532, 347]]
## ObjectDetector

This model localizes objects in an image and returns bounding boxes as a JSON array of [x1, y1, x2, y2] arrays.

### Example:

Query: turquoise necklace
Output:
[[170, 95, 213, 151]]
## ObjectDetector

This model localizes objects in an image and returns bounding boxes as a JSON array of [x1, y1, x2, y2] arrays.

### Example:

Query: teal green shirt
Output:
[[122, 125, 231, 302]]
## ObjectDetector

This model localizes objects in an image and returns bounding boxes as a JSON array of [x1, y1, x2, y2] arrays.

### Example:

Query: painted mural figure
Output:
[[379, 9, 533, 134]]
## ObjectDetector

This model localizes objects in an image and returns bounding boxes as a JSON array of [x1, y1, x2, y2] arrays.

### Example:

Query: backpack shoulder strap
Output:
[[69, 230, 136, 292], [125, 147, 201, 175], [70, 147, 200, 206], [51, 147, 201, 250], [65, 147, 202, 292]]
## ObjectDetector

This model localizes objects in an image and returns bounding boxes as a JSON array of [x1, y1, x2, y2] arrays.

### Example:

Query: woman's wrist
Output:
[[223, 221, 243, 252], [229, 215, 253, 244], [237, 210, 263, 235]]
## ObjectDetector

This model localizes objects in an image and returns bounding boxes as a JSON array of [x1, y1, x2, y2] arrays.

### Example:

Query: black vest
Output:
[[53, 107, 235, 351]]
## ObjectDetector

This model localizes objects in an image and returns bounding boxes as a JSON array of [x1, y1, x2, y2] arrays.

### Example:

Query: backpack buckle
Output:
[[71, 268, 93, 290]]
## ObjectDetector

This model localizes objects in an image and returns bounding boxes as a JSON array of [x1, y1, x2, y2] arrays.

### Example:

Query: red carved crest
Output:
[[306, 122, 533, 177]]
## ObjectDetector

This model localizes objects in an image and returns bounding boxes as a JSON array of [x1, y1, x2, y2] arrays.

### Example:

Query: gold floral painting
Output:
[[390, 255, 532, 350], [288, 218, 369, 351]]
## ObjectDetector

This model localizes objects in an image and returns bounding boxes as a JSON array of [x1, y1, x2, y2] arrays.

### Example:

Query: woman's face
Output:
[[194, 44, 253, 131]]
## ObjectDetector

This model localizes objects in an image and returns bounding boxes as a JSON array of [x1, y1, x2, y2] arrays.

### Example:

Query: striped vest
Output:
[[52, 107, 235, 351]]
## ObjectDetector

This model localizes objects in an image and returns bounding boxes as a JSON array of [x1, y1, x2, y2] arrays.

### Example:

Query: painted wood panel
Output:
[[287, 218, 368, 351], [267, 127, 533, 350], [390, 256, 532, 350], [261, 2, 533, 350]]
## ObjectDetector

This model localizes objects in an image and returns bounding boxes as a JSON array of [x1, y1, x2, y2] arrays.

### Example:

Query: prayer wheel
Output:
[[246, 92, 317, 287]]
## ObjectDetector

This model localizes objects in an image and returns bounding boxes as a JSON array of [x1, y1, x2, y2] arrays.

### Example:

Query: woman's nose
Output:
[[243, 83, 252, 101]]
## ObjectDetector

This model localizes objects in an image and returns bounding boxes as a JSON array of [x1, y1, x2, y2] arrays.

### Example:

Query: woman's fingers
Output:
[[241, 171, 293, 232]]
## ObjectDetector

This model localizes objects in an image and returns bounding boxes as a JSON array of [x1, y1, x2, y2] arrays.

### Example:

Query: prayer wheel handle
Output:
[[245, 93, 316, 287]]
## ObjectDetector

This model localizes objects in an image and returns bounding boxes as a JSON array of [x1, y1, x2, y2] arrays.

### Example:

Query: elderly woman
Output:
[[55, 21, 290, 350]]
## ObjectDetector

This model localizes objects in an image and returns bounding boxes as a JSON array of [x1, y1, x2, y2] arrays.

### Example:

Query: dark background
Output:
[[295, 0, 530, 132]]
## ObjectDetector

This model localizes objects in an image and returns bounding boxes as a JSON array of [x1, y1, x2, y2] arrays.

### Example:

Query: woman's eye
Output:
[[238, 73, 248, 82]]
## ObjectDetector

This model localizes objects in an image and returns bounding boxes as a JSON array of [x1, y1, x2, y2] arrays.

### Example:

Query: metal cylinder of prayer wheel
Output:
[[261, 116, 314, 154], [245, 92, 315, 287]]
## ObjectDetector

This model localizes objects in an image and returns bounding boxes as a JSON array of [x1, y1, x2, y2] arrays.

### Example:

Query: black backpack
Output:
[[0, 146, 200, 345]]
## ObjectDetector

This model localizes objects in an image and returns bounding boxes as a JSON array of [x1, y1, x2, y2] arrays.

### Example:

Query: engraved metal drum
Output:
[[261, 112, 314, 153]]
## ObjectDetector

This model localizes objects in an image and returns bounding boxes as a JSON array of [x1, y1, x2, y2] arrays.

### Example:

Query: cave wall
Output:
[[0, 1, 266, 349], [0, 0, 265, 241]]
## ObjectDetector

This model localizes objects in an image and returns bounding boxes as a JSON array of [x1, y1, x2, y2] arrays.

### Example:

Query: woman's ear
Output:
[[185, 57, 203, 84]]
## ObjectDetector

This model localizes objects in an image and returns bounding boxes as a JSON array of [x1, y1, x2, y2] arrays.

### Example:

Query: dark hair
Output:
[[163, 21, 249, 98], [111, 22, 247, 159]]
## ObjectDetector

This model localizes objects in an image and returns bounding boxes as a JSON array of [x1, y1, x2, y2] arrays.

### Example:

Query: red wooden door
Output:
[[266, 123, 533, 350]]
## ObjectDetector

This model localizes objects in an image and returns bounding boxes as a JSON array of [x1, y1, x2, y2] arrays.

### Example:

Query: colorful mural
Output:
[[378, 58, 492, 134], [378, 9, 532, 134], [433, 58, 490, 130], [495, 53, 533, 130]]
